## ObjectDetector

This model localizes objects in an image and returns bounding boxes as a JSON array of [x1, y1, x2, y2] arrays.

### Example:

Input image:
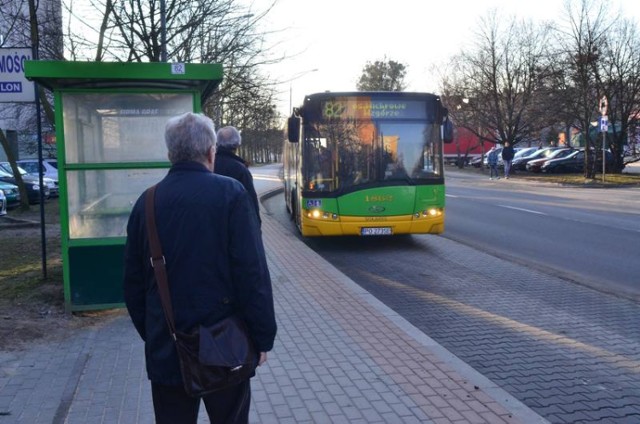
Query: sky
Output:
[[251, 0, 640, 118]]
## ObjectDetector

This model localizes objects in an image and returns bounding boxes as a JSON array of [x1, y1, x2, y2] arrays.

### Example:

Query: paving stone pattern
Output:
[[310, 234, 640, 424], [0, 188, 545, 422]]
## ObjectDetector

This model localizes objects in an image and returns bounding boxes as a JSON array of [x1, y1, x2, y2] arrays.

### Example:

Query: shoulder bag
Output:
[[144, 185, 258, 397]]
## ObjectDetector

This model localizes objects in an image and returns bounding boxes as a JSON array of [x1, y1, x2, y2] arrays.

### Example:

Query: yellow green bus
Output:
[[284, 92, 453, 237]]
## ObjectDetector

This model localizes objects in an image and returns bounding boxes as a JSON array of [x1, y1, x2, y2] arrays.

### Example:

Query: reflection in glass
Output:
[[63, 93, 192, 164], [67, 168, 167, 238], [302, 118, 442, 194]]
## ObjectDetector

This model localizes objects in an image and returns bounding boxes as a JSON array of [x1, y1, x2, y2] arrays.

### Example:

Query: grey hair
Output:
[[216, 126, 242, 149], [165, 112, 216, 164]]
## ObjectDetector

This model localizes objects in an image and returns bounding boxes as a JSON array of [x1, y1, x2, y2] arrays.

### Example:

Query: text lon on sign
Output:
[[0, 48, 35, 102]]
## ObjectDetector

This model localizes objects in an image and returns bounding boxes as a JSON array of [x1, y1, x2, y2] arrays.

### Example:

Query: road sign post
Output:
[[600, 115, 608, 182], [599, 96, 608, 183]]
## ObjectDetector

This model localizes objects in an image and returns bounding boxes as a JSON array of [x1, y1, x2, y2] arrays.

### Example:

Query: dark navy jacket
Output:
[[123, 161, 276, 385], [214, 148, 261, 225], [502, 145, 515, 161]]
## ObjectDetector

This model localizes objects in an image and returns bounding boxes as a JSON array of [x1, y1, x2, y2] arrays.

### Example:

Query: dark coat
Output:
[[502, 145, 515, 161], [123, 161, 276, 386], [214, 148, 261, 225]]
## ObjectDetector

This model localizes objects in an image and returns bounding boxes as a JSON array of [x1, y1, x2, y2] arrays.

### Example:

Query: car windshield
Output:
[[548, 149, 571, 159], [528, 148, 557, 159], [0, 163, 28, 176], [515, 148, 538, 158]]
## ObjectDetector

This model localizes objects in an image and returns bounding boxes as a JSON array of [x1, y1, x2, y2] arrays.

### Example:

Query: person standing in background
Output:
[[488, 147, 500, 180], [214, 126, 261, 225], [502, 142, 515, 179]]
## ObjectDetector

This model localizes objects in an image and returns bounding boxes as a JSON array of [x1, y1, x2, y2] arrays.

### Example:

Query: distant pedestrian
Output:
[[124, 112, 276, 424], [502, 142, 515, 179], [487, 147, 500, 180], [215, 126, 261, 225]]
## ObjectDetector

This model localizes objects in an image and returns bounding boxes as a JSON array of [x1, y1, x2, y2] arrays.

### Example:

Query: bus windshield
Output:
[[302, 117, 442, 194]]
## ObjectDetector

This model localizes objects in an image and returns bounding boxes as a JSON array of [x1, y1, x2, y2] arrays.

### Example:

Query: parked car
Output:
[[0, 168, 50, 204], [0, 181, 21, 208], [541, 149, 614, 174], [512, 147, 563, 171], [0, 162, 57, 198], [0, 188, 6, 216], [483, 146, 503, 167], [16, 159, 58, 189], [525, 148, 573, 173], [470, 155, 483, 167], [513, 147, 539, 160]]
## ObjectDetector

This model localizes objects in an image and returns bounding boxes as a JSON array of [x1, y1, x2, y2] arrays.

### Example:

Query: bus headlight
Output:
[[415, 208, 443, 218], [306, 209, 339, 220]]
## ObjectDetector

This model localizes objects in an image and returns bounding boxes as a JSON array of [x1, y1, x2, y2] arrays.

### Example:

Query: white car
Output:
[[0, 188, 6, 216], [16, 159, 58, 181]]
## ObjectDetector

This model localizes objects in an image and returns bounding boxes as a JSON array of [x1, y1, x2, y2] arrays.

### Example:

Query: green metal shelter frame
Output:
[[24, 61, 223, 311]]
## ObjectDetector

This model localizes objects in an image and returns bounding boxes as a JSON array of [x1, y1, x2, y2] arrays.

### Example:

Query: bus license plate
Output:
[[361, 227, 392, 236]]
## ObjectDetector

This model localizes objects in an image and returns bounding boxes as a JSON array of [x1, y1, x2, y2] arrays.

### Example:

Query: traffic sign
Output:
[[600, 115, 608, 132], [599, 96, 608, 115]]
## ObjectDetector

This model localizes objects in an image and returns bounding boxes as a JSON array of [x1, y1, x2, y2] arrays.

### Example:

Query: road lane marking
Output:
[[499, 205, 547, 215]]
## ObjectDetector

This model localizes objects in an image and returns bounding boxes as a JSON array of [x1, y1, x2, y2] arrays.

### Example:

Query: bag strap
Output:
[[144, 185, 178, 340]]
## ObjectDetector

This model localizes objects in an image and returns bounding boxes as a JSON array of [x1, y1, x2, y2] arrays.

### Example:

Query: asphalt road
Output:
[[260, 165, 640, 423], [444, 169, 640, 301]]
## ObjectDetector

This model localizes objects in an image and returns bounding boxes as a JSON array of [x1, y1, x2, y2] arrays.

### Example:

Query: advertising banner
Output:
[[0, 48, 35, 102]]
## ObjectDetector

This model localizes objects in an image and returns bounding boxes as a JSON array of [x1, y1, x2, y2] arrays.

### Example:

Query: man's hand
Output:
[[258, 352, 268, 366]]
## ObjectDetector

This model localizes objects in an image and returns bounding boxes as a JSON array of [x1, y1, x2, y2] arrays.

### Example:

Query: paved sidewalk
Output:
[[0, 176, 548, 423]]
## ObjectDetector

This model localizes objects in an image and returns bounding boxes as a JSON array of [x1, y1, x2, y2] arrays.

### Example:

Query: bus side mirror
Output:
[[288, 116, 300, 143], [442, 118, 454, 143]]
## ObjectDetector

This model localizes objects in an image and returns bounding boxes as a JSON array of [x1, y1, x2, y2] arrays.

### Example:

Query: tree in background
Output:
[[356, 57, 407, 91], [441, 10, 554, 150], [554, 0, 612, 178], [591, 14, 640, 173], [62, 0, 282, 163], [0, 0, 62, 210]]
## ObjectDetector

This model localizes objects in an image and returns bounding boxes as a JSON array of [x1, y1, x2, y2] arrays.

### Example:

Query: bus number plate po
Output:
[[361, 227, 392, 236]]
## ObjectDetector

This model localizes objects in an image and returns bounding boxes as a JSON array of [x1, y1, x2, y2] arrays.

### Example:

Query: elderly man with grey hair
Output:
[[214, 126, 261, 225], [124, 113, 276, 424]]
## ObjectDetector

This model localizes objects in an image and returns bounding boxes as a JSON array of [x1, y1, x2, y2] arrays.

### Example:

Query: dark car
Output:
[[525, 148, 573, 173], [0, 168, 50, 204], [514, 147, 539, 160], [15, 159, 59, 197], [541, 150, 614, 174], [0, 181, 21, 208], [512, 147, 563, 171], [0, 162, 58, 197]]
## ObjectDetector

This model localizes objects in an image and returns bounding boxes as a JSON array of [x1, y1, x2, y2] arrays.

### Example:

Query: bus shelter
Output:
[[24, 61, 223, 311]]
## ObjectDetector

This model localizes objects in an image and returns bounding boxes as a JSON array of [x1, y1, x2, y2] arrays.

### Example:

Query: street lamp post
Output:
[[288, 68, 318, 113]]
